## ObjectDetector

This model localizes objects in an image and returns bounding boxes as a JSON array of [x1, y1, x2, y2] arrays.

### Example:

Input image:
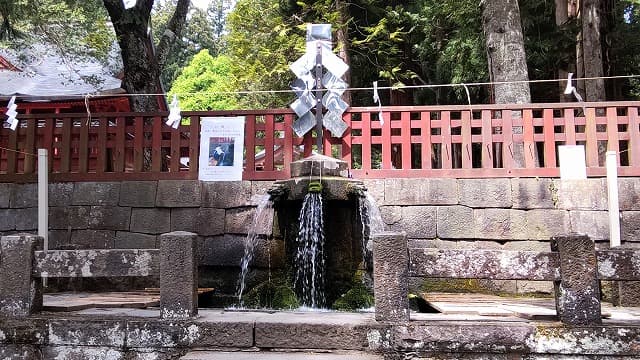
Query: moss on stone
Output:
[[331, 275, 374, 311], [242, 273, 300, 310], [420, 278, 486, 293]]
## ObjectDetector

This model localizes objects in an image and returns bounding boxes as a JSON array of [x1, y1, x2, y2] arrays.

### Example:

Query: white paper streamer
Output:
[[5, 95, 18, 130], [166, 94, 181, 129], [373, 81, 384, 125], [563, 73, 583, 102]]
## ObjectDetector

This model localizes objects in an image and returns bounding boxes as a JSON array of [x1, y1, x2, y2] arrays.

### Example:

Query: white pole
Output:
[[606, 151, 620, 248], [38, 149, 48, 250]]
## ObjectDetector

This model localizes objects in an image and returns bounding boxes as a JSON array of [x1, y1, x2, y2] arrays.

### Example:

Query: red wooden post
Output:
[[401, 111, 411, 169], [60, 118, 72, 174], [114, 116, 126, 172], [502, 110, 514, 171], [421, 111, 432, 170], [461, 110, 472, 169], [244, 114, 256, 178], [543, 109, 556, 168], [564, 107, 577, 145], [133, 117, 144, 172], [606, 107, 620, 156], [441, 111, 452, 170], [523, 109, 535, 169], [481, 110, 492, 169], [585, 107, 599, 167], [189, 115, 200, 177], [151, 116, 162, 172], [264, 114, 275, 171], [283, 113, 294, 175], [341, 112, 352, 167], [170, 124, 181, 173], [629, 107, 640, 167], [78, 118, 89, 173], [23, 118, 36, 174], [362, 111, 372, 172], [381, 111, 392, 170]]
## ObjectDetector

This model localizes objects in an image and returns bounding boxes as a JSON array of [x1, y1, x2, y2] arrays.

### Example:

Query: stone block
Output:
[[0, 235, 42, 316], [119, 181, 157, 207], [130, 208, 171, 234], [456, 240, 503, 250], [384, 178, 458, 206], [156, 180, 201, 207], [569, 210, 609, 241], [202, 181, 252, 208], [251, 181, 276, 201], [14, 207, 37, 231], [49, 183, 74, 206], [386, 206, 436, 239], [254, 320, 374, 350], [618, 178, 640, 211], [516, 280, 554, 294], [473, 208, 525, 240], [199, 235, 283, 268], [551, 234, 601, 325], [459, 178, 512, 208], [48, 230, 70, 249], [555, 178, 607, 210], [171, 208, 225, 236], [361, 179, 385, 205], [511, 178, 556, 209], [115, 232, 157, 249], [503, 241, 551, 252], [0, 183, 11, 208], [0, 209, 15, 231], [437, 206, 474, 239], [225, 207, 255, 234], [48, 206, 89, 230], [88, 206, 131, 231], [70, 230, 115, 249], [160, 231, 198, 319], [47, 319, 126, 346], [519, 209, 570, 240], [622, 211, 640, 242], [10, 183, 37, 208], [617, 281, 640, 306], [72, 182, 120, 206], [42, 346, 124, 360], [373, 232, 409, 321]]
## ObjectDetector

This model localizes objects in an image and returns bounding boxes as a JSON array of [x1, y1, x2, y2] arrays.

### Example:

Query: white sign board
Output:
[[199, 117, 245, 181], [558, 145, 587, 180]]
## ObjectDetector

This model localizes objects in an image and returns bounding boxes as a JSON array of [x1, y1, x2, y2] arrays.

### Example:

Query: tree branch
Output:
[[156, 0, 191, 69]]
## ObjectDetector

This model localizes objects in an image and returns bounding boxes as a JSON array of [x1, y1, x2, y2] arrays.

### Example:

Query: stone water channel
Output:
[[2, 157, 640, 358]]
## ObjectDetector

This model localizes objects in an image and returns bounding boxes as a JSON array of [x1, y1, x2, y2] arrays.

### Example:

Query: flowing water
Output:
[[236, 194, 275, 307], [294, 192, 326, 308], [358, 192, 385, 269]]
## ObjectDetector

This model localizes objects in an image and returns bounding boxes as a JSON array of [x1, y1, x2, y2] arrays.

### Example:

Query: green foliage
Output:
[[331, 280, 374, 311], [242, 273, 300, 309], [168, 49, 239, 110]]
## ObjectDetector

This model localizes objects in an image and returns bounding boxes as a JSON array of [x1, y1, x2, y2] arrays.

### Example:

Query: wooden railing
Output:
[[1, 102, 639, 182]]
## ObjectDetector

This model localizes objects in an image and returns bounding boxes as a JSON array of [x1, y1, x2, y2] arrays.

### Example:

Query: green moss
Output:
[[420, 278, 486, 293], [331, 275, 374, 311], [242, 274, 300, 310]]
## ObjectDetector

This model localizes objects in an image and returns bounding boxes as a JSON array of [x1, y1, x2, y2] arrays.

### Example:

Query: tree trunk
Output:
[[556, 0, 573, 102], [335, 0, 351, 105], [581, 0, 606, 101], [482, 0, 532, 168], [103, 0, 190, 112]]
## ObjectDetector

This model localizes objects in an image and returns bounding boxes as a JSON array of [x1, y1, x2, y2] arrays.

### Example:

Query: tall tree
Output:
[[103, 0, 190, 111], [482, 0, 531, 104], [580, 0, 606, 101]]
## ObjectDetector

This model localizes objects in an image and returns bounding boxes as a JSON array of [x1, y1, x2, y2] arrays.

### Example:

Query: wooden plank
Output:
[[133, 117, 144, 172], [189, 115, 200, 177], [501, 110, 514, 170], [96, 117, 107, 173], [341, 113, 352, 166], [60, 118, 72, 173], [243, 115, 256, 178], [606, 107, 620, 155], [543, 109, 556, 168], [170, 125, 181, 172], [401, 111, 412, 169], [564, 108, 577, 145], [362, 112, 372, 171], [409, 248, 560, 280], [23, 118, 36, 174], [523, 109, 535, 169], [264, 114, 275, 171], [421, 112, 432, 170], [284, 113, 294, 173], [441, 111, 452, 169], [630, 107, 640, 167], [585, 107, 599, 167], [461, 110, 472, 169], [114, 116, 126, 172], [481, 110, 492, 169], [78, 119, 89, 173], [381, 111, 392, 169], [41, 117, 55, 173], [151, 116, 162, 172], [34, 249, 159, 278]]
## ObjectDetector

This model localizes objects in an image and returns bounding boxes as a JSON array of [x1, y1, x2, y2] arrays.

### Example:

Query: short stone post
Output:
[[0, 235, 43, 316], [160, 231, 198, 319], [551, 234, 601, 325], [373, 232, 409, 322]]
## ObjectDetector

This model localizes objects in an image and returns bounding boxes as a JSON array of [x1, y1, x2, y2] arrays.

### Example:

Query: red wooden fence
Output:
[[1, 102, 639, 182]]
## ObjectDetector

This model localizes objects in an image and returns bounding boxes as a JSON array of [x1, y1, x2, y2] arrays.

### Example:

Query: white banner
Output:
[[199, 116, 245, 181]]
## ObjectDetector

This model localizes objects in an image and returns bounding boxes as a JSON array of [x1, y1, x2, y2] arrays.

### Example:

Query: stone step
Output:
[[180, 351, 383, 360]]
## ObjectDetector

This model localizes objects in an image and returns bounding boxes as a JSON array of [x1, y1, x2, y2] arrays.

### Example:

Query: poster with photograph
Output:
[[199, 116, 245, 181]]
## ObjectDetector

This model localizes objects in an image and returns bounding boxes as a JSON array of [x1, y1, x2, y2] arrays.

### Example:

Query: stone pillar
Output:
[[160, 231, 198, 319], [0, 235, 42, 316], [373, 232, 409, 322], [551, 234, 601, 325]]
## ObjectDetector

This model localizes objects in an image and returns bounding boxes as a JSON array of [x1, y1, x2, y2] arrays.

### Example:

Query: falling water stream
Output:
[[358, 192, 385, 268], [294, 191, 326, 308], [236, 194, 274, 307]]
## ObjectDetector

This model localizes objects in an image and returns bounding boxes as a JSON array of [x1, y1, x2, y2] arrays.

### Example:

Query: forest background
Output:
[[1, 0, 639, 111]]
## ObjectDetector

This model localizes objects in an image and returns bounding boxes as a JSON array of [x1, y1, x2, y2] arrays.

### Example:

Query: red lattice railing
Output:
[[1, 102, 639, 182]]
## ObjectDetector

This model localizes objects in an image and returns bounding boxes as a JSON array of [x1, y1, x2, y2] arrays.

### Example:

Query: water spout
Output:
[[236, 194, 275, 307], [294, 191, 326, 308]]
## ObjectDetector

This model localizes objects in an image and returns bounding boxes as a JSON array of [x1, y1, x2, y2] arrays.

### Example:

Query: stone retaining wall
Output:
[[1, 178, 638, 298]]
